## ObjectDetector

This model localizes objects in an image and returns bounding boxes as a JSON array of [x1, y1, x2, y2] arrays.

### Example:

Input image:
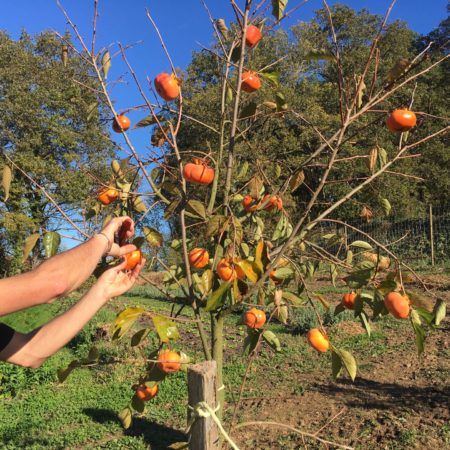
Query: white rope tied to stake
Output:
[[187, 401, 241, 450]]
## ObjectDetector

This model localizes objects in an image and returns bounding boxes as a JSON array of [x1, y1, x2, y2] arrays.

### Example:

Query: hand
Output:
[[95, 257, 146, 300], [101, 216, 136, 257]]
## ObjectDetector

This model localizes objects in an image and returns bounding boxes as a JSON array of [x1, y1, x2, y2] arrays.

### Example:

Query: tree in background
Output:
[[0, 31, 113, 274]]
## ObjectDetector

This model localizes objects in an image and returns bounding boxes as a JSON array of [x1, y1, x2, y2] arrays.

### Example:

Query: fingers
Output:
[[114, 257, 129, 273], [118, 217, 134, 244], [118, 244, 137, 256], [129, 258, 146, 283]]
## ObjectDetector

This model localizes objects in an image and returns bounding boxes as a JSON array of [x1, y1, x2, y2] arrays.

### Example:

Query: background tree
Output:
[[0, 31, 114, 275]]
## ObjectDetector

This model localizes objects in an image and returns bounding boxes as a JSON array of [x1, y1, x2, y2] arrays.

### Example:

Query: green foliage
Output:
[[0, 31, 114, 274]]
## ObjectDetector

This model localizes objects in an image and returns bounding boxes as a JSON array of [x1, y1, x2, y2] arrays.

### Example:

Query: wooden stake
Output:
[[188, 360, 219, 450]]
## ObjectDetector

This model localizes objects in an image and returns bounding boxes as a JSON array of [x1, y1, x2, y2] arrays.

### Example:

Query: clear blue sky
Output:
[[0, 0, 447, 243]]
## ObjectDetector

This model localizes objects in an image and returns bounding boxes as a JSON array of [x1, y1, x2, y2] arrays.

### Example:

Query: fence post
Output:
[[429, 204, 435, 266], [188, 360, 219, 450]]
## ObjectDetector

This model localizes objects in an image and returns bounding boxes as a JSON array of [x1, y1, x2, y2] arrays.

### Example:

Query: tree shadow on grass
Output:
[[311, 377, 450, 414], [83, 408, 188, 449]]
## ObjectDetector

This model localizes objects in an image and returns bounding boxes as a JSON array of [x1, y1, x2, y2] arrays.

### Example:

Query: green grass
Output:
[[0, 290, 446, 449]]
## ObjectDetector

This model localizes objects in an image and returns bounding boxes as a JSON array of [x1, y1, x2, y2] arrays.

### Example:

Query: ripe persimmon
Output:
[[183, 159, 215, 185], [136, 383, 158, 401], [157, 350, 181, 374], [307, 328, 330, 353], [243, 307, 266, 329], [154, 72, 180, 101], [241, 71, 261, 93], [124, 250, 143, 271], [216, 258, 245, 282], [245, 25, 262, 48], [189, 248, 209, 269], [341, 292, 357, 310], [386, 109, 417, 132], [98, 188, 119, 205], [242, 195, 258, 212], [384, 292, 410, 319], [262, 194, 283, 211], [112, 114, 131, 133]]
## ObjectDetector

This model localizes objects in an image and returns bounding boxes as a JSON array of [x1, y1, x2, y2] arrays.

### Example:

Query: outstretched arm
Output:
[[0, 257, 145, 368], [0, 216, 136, 316]]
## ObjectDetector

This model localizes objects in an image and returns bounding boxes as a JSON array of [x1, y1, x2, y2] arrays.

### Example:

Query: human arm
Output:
[[0, 216, 136, 316], [0, 257, 145, 368]]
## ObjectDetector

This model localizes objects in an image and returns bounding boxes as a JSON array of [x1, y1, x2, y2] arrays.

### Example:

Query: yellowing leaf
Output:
[[381, 198, 391, 217], [144, 227, 163, 247], [2, 165, 12, 202], [289, 169, 304, 193], [215, 19, 228, 40], [22, 233, 40, 263], [237, 260, 259, 283], [151, 315, 179, 343], [367, 147, 378, 173], [111, 307, 145, 340], [101, 50, 111, 79], [118, 407, 132, 429], [271, 0, 289, 20]]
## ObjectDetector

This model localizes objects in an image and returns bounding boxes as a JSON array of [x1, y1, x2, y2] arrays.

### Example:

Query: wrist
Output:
[[88, 283, 112, 303], [93, 233, 113, 256]]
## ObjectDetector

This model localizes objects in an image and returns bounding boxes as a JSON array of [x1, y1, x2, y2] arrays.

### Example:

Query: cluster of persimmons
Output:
[[96, 23, 418, 397]]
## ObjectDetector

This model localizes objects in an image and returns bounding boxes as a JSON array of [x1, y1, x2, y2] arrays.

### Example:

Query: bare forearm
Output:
[[3, 284, 110, 368]]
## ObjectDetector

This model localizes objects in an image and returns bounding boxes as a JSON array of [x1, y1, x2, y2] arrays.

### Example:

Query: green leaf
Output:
[[381, 198, 391, 217], [237, 161, 249, 180], [410, 311, 425, 356], [243, 328, 259, 355], [240, 102, 257, 119], [350, 240, 373, 250], [131, 328, 151, 347], [281, 291, 307, 306], [151, 315, 179, 343], [164, 199, 181, 220], [43, 232, 60, 258], [118, 407, 132, 429], [134, 115, 161, 129], [131, 395, 145, 413], [144, 227, 163, 248], [346, 249, 353, 265], [378, 147, 388, 167], [271, 0, 288, 20], [275, 164, 282, 178], [304, 49, 335, 61], [22, 233, 40, 263], [206, 215, 228, 238], [334, 303, 346, 316], [273, 267, 294, 279], [274, 304, 288, 324], [331, 350, 343, 380], [205, 282, 230, 312], [2, 165, 12, 202], [86, 102, 98, 122], [433, 299, 446, 326], [275, 91, 288, 111], [262, 330, 281, 351], [111, 307, 145, 340], [101, 50, 111, 79], [330, 263, 338, 287], [260, 71, 279, 86], [359, 311, 371, 337], [344, 268, 373, 289], [187, 200, 207, 219], [333, 348, 357, 381]]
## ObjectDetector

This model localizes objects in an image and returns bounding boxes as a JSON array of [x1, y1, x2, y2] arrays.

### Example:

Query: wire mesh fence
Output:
[[321, 205, 450, 268]]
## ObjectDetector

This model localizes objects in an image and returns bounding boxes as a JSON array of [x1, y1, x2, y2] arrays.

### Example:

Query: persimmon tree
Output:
[[2, 0, 448, 446]]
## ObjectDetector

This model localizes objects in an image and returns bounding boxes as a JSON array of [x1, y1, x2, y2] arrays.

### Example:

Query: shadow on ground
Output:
[[83, 408, 188, 449], [311, 377, 450, 413]]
